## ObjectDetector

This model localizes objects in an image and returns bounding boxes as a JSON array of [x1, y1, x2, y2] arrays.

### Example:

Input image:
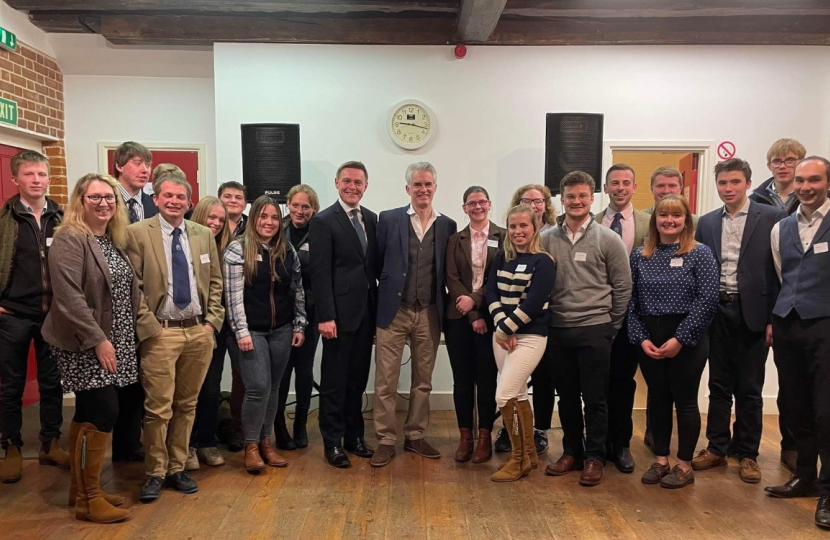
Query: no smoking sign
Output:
[[717, 141, 736, 161]]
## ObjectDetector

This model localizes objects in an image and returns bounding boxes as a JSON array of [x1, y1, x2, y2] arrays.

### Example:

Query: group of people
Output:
[[1, 137, 829, 530]]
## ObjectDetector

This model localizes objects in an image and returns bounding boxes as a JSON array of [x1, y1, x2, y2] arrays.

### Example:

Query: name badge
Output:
[[487, 239, 499, 248], [670, 258, 683, 267], [515, 264, 527, 272], [46, 237, 53, 247], [300, 244, 309, 252], [200, 253, 210, 264], [256, 254, 263, 262], [815, 242, 829, 254], [574, 252, 587, 262]]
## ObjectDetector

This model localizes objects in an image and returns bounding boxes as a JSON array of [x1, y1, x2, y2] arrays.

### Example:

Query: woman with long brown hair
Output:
[[224, 195, 307, 474]]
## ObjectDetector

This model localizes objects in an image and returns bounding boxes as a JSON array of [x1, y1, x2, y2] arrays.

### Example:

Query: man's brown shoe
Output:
[[259, 438, 287, 468], [370, 444, 396, 467], [660, 465, 695, 489], [455, 429, 473, 462], [781, 449, 797, 473], [579, 458, 603, 486], [641, 462, 671, 484], [472, 429, 492, 463], [739, 458, 761, 484], [0, 445, 22, 483], [544, 454, 582, 476], [404, 438, 440, 459], [690, 448, 726, 470], [39, 438, 70, 470]]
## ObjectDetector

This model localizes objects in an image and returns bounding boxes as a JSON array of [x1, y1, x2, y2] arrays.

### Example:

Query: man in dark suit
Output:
[[692, 158, 785, 484], [111, 140, 157, 463], [371, 162, 457, 468], [309, 161, 378, 468]]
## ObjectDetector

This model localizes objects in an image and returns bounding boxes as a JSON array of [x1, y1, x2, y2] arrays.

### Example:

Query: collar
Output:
[[407, 204, 441, 219], [559, 213, 593, 233], [117, 183, 142, 203], [767, 180, 796, 199], [606, 203, 633, 219], [796, 198, 830, 224], [14, 197, 53, 216], [338, 198, 361, 214], [159, 215, 186, 236], [471, 222, 489, 238], [721, 197, 751, 217]]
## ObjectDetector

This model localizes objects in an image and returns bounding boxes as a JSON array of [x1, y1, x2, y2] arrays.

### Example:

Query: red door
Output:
[[679, 153, 700, 214], [107, 149, 200, 207], [0, 143, 41, 408]]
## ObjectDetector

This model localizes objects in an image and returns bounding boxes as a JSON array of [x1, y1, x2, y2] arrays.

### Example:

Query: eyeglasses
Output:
[[86, 194, 116, 204], [563, 194, 592, 203], [464, 200, 490, 209], [769, 157, 798, 168], [520, 198, 546, 206]]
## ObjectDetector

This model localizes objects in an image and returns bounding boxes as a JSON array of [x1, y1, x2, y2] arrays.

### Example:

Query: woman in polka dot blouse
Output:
[[628, 195, 719, 489]]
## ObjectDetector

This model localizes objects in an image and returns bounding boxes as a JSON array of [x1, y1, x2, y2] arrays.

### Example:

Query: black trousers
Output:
[[705, 300, 767, 460], [607, 322, 639, 450], [443, 316, 498, 431], [191, 325, 232, 448], [318, 304, 374, 448], [550, 323, 615, 462], [75, 386, 120, 433], [637, 315, 708, 462], [112, 381, 144, 457], [531, 340, 556, 430], [773, 313, 830, 493], [0, 313, 62, 449], [277, 312, 319, 425], [772, 352, 798, 452]]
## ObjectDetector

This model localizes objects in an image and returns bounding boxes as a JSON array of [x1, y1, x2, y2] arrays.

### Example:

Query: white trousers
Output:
[[493, 334, 547, 409]]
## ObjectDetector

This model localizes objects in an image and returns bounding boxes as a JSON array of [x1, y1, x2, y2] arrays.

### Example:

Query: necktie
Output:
[[610, 212, 623, 237], [171, 228, 192, 309], [350, 209, 367, 253], [128, 199, 140, 224]]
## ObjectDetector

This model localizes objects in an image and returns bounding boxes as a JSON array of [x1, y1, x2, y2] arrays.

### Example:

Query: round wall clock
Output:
[[388, 100, 436, 150]]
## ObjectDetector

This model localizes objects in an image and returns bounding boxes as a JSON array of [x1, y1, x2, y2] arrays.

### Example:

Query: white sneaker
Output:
[[185, 447, 200, 471]]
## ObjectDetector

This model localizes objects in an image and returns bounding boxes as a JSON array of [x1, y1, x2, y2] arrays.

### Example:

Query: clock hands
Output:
[[398, 122, 428, 129]]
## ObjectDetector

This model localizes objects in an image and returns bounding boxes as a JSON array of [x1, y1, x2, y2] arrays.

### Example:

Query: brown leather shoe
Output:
[[579, 458, 603, 486], [244, 443, 265, 474], [404, 438, 440, 459], [370, 444, 396, 468], [0, 445, 22, 483], [544, 453, 582, 476], [739, 458, 761, 484], [472, 429, 492, 463], [455, 429, 474, 462], [259, 438, 287, 468], [690, 448, 726, 470]]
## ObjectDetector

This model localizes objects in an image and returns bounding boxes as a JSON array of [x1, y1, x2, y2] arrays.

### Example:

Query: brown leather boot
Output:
[[471, 429, 492, 463], [258, 438, 287, 468], [0, 445, 22, 483], [491, 399, 531, 482], [68, 422, 125, 507], [245, 443, 265, 474], [74, 426, 130, 523], [455, 428, 474, 462], [579, 458, 604, 486], [516, 400, 538, 469], [39, 438, 70, 470]]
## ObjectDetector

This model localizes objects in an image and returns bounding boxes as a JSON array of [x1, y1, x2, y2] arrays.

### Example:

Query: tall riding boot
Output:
[[274, 412, 297, 451], [491, 399, 531, 482], [68, 422, 125, 507], [74, 426, 130, 523], [516, 400, 538, 470]]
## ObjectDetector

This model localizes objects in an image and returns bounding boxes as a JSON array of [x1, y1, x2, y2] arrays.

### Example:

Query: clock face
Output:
[[389, 101, 434, 150]]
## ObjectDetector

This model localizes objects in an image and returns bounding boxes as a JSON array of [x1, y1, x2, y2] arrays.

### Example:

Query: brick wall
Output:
[[0, 41, 67, 205]]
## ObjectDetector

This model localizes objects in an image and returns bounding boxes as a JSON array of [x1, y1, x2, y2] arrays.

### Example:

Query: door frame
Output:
[[97, 141, 206, 197], [601, 140, 718, 215]]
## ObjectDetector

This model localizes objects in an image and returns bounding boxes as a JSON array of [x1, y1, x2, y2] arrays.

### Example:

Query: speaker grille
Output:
[[241, 123, 301, 203], [544, 113, 604, 195]]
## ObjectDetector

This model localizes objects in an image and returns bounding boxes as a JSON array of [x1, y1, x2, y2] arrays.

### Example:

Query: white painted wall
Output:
[[0, 1, 54, 57], [214, 43, 830, 409], [63, 75, 217, 192]]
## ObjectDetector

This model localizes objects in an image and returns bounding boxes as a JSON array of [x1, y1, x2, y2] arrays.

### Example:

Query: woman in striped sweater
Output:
[[486, 204, 556, 482]]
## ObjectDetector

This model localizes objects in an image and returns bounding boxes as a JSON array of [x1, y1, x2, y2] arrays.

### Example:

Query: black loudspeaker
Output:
[[544, 113, 604, 195], [241, 123, 301, 203]]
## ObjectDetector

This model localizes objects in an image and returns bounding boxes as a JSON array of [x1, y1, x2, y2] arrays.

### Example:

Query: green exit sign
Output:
[[0, 97, 18, 126], [0, 27, 17, 51]]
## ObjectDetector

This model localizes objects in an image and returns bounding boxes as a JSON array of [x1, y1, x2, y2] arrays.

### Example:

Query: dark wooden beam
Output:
[[7, 1, 459, 14], [456, 0, 507, 42], [503, 0, 830, 18], [28, 12, 100, 33]]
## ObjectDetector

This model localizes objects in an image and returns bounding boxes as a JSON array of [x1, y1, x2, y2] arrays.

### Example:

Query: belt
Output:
[[719, 292, 740, 304], [157, 316, 203, 328]]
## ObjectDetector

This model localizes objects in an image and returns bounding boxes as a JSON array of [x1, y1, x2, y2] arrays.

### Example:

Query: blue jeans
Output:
[[234, 324, 293, 445]]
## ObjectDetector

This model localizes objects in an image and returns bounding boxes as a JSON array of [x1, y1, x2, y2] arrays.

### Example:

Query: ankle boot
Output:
[[245, 443, 265, 474], [68, 422, 125, 507], [74, 426, 130, 523], [293, 418, 308, 449], [39, 438, 70, 470], [472, 429, 492, 463], [516, 400, 538, 469], [491, 399, 531, 482], [455, 428, 474, 462], [274, 413, 297, 451], [0, 445, 22, 483], [259, 438, 288, 468]]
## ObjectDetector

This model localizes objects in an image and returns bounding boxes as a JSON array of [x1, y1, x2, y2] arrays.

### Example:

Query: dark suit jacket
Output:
[[308, 201, 378, 333], [445, 221, 505, 322], [695, 200, 786, 332], [141, 191, 159, 219], [376, 205, 457, 329]]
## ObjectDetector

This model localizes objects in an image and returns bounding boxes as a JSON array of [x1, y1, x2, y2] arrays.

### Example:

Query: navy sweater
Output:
[[486, 251, 556, 340]]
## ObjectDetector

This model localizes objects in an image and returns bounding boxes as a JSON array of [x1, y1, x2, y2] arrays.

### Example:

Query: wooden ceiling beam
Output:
[[503, 0, 830, 18], [28, 12, 100, 33], [456, 0, 508, 42], [7, 1, 459, 15]]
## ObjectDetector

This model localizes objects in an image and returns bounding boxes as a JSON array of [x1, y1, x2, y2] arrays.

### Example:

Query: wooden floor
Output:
[[0, 408, 824, 539]]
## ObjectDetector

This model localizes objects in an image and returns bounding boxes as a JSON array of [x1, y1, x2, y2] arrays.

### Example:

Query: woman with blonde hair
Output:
[[43, 173, 156, 523], [628, 195, 718, 489], [486, 204, 556, 482]]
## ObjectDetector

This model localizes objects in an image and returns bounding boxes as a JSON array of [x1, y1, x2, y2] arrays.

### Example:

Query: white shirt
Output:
[[338, 198, 365, 236], [564, 214, 593, 244], [602, 203, 635, 255], [771, 198, 830, 281], [407, 204, 440, 242], [156, 217, 202, 320], [720, 198, 750, 293]]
